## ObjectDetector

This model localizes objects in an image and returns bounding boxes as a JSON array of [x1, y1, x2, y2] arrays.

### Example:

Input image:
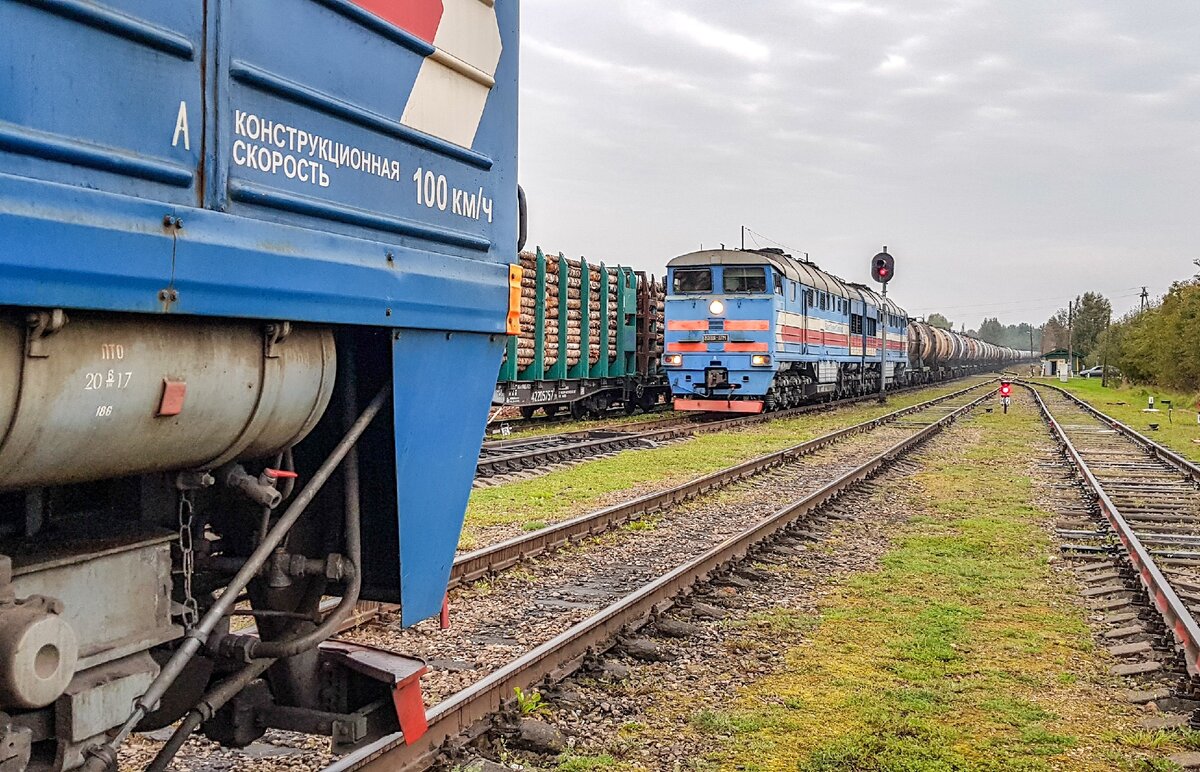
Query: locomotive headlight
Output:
[[751, 354, 771, 366], [708, 299, 725, 315], [664, 353, 683, 366]]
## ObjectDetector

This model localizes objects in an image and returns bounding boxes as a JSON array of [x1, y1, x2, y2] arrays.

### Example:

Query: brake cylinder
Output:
[[0, 312, 336, 490]]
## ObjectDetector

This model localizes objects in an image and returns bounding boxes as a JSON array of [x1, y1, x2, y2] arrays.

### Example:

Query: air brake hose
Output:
[[81, 379, 392, 772], [228, 354, 364, 660]]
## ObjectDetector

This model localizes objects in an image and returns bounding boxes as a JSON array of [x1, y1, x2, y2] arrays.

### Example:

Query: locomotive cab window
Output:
[[774, 273, 783, 295], [723, 266, 767, 293], [673, 268, 712, 293]]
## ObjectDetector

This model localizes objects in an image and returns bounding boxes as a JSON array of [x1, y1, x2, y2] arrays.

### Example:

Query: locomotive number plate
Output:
[[702, 334, 729, 342]]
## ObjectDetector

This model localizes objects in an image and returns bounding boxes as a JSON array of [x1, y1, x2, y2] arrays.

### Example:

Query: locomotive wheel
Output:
[[544, 404, 562, 417], [570, 401, 586, 420]]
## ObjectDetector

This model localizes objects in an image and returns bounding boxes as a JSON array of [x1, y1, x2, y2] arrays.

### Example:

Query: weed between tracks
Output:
[[690, 403, 1153, 770], [460, 379, 990, 550]]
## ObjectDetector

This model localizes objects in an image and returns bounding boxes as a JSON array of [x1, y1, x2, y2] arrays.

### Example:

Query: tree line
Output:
[[923, 290, 1117, 359], [924, 312, 1042, 352], [927, 283, 1198, 390], [1099, 280, 1200, 391]]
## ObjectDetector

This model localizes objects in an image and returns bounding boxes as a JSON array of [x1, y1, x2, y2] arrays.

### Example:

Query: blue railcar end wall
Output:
[[0, 0, 521, 626]]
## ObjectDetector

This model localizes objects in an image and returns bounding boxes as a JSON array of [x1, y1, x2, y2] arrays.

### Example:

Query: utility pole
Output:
[[740, 226, 745, 251], [1067, 300, 1074, 377], [1140, 286, 1148, 312], [878, 284, 888, 404], [1101, 311, 1112, 388]]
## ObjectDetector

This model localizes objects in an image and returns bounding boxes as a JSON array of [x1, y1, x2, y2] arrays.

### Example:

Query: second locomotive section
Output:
[[663, 248, 1025, 412]]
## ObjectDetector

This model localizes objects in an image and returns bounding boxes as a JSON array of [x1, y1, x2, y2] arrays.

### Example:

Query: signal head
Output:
[[999, 381, 1012, 397], [871, 250, 895, 284]]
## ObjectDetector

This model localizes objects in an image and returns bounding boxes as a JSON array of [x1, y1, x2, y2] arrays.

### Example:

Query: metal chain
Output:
[[177, 490, 199, 629]]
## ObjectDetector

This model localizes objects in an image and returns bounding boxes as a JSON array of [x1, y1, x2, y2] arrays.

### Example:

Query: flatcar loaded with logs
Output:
[[494, 248, 669, 419]]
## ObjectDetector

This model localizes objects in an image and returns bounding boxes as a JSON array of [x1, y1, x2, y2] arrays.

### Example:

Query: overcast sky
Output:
[[516, 1, 1200, 328]]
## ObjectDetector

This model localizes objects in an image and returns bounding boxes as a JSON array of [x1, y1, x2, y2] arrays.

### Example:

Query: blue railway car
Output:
[[0, 1, 518, 767], [664, 248, 908, 412]]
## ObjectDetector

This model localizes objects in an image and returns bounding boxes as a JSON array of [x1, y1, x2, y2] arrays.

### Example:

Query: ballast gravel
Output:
[[119, 396, 967, 771]]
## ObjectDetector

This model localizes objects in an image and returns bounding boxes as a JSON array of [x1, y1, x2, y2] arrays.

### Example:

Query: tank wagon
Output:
[[493, 248, 669, 419], [664, 248, 1025, 412], [907, 321, 1023, 383], [0, 2, 518, 769]]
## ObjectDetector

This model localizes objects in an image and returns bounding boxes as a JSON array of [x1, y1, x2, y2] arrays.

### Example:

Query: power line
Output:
[[741, 227, 809, 261]]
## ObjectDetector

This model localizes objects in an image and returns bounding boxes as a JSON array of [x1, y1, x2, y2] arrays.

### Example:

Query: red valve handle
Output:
[[264, 468, 299, 479]]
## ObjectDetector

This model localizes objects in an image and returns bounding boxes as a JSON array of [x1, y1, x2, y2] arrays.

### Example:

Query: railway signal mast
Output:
[[872, 248, 895, 403]]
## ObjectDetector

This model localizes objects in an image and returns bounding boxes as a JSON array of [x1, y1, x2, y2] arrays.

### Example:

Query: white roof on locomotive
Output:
[[668, 249, 802, 282]]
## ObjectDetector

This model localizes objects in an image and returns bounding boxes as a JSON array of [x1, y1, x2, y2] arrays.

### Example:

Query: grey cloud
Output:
[[518, 1, 1200, 322]]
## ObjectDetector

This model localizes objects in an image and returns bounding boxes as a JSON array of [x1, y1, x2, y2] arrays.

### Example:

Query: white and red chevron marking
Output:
[[350, 0, 444, 42], [350, 0, 502, 149]]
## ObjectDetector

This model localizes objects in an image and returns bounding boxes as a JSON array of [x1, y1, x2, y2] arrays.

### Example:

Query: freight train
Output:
[[664, 248, 1029, 412], [492, 248, 670, 419], [0, 2, 518, 770]]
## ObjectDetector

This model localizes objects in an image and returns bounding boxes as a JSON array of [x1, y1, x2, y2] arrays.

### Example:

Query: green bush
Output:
[[1103, 280, 1200, 391]]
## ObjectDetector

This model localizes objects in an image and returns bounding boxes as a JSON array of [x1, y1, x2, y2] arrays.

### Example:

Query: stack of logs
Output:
[[508, 250, 630, 371], [644, 276, 665, 369]]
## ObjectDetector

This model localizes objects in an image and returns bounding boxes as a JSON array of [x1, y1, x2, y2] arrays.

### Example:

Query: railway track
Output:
[[326, 380, 996, 638], [323, 381, 996, 772], [474, 376, 989, 481], [486, 403, 672, 436], [457, 379, 991, 588], [1027, 381, 1200, 690], [475, 413, 709, 480]]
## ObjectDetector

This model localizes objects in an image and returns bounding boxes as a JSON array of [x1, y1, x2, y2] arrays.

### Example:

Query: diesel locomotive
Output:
[[664, 248, 1027, 412], [0, 1, 519, 769]]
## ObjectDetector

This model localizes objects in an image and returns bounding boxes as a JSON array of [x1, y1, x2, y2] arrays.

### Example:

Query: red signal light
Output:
[[999, 382, 1012, 397], [870, 251, 895, 284]]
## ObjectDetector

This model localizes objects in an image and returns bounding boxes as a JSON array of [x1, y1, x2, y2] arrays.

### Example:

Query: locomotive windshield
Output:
[[723, 266, 767, 293], [673, 268, 713, 293]]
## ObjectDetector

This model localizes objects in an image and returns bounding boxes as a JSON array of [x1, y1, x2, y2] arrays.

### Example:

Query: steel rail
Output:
[[1019, 379, 1200, 483], [480, 412, 700, 451], [487, 403, 672, 433], [475, 375, 991, 477], [325, 385, 995, 772], [332, 380, 996, 638], [454, 379, 993, 588], [1023, 382, 1200, 677]]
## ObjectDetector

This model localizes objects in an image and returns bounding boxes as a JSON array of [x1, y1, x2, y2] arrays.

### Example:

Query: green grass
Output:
[[684, 403, 1166, 771], [460, 379, 991, 549], [1032, 376, 1200, 462], [490, 410, 681, 441], [554, 753, 620, 771]]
